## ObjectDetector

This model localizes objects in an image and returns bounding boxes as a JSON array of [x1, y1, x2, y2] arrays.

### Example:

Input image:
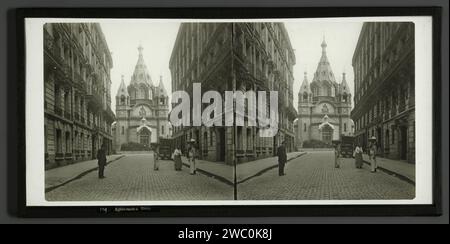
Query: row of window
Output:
[[53, 85, 111, 133], [354, 81, 413, 132], [354, 23, 412, 104]]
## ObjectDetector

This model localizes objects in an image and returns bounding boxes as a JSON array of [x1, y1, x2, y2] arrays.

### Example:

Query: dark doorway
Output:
[[400, 126, 407, 160], [273, 135, 278, 157], [377, 127, 382, 152]]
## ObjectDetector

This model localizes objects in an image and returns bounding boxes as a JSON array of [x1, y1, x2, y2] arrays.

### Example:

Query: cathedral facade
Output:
[[296, 40, 353, 148], [113, 46, 170, 151]]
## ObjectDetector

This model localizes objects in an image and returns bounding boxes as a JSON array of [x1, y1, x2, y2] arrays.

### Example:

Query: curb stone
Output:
[[180, 152, 307, 186], [362, 160, 415, 185], [45, 155, 126, 193]]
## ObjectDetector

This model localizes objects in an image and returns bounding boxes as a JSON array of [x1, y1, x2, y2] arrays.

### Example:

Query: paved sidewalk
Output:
[[363, 154, 415, 183], [181, 152, 306, 183], [45, 154, 124, 191]]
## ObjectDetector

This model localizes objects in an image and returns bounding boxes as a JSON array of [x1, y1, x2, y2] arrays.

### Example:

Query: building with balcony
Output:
[[351, 22, 415, 163], [296, 39, 353, 148], [169, 23, 297, 165], [113, 46, 170, 151], [44, 23, 115, 169]]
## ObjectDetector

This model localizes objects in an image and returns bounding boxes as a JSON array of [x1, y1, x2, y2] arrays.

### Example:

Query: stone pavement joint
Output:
[[45, 155, 125, 193]]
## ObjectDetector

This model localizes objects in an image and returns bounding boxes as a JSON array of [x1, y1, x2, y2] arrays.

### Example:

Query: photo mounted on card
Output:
[[15, 8, 442, 217]]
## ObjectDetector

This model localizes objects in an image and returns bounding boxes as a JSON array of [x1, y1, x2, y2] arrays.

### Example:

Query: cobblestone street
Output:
[[238, 151, 415, 200], [46, 153, 233, 201]]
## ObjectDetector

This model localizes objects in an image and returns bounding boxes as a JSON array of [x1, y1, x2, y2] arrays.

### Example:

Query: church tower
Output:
[[128, 45, 153, 104], [337, 72, 353, 136], [155, 75, 170, 138], [296, 38, 353, 148], [113, 45, 171, 151], [297, 72, 313, 148], [310, 38, 339, 98], [114, 75, 131, 152]]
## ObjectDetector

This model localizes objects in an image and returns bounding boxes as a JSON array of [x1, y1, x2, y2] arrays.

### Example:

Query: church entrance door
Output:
[[139, 127, 151, 148]]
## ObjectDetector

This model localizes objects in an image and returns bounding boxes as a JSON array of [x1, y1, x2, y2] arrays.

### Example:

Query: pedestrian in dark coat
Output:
[[277, 141, 287, 176], [97, 144, 107, 179]]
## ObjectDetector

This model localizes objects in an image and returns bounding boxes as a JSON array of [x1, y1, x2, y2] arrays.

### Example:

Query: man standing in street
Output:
[[277, 140, 287, 176], [97, 143, 107, 179]]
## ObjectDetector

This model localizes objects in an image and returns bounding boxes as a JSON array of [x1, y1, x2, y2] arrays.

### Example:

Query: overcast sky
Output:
[[101, 21, 362, 111]]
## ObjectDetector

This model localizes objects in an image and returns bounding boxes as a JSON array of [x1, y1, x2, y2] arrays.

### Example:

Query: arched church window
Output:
[[303, 92, 308, 101], [139, 86, 147, 99], [139, 106, 146, 118], [120, 95, 126, 105], [343, 94, 348, 103]]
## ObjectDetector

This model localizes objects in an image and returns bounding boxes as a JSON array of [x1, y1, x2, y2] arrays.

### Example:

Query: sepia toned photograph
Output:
[[22, 13, 435, 209]]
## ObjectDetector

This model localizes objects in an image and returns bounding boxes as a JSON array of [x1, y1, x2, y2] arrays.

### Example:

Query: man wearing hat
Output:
[[97, 143, 107, 179], [369, 136, 378, 173], [187, 138, 197, 175]]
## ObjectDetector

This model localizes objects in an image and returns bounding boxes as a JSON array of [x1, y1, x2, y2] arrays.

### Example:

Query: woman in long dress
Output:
[[353, 144, 364, 169], [173, 147, 182, 171]]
